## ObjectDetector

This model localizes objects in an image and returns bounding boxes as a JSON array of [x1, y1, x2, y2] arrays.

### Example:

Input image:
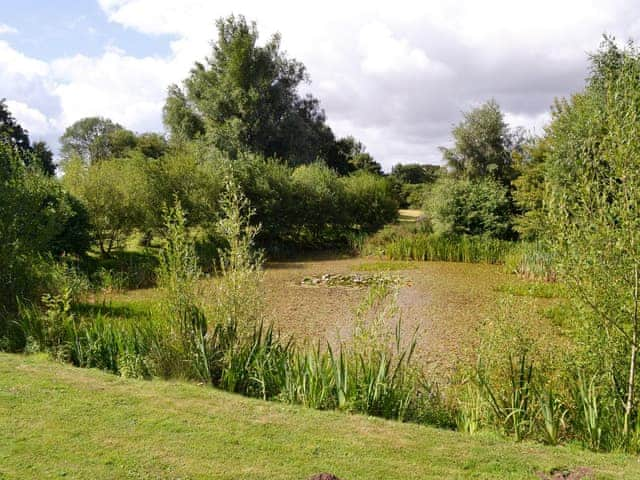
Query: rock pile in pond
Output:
[[300, 272, 407, 288]]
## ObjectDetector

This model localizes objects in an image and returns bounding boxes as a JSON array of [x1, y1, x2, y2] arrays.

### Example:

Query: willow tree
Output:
[[545, 38, 640, 440]]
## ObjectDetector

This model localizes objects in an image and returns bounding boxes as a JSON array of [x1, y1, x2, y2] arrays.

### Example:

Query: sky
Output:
[[2, 1, 640, 170]]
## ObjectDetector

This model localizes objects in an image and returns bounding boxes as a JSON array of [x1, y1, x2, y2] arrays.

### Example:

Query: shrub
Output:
[[63, 156, 152, 254], [1, 142, 89, 344], [427, 177, 514, 240], [342, 171, 398, 233]]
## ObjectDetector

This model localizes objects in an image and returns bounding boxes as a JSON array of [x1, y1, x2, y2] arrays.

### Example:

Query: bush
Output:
[[63, 156, 152, 254], [1, 142, 89, 342], [427, 177, 514, 240], [342, 171, 398, 233]]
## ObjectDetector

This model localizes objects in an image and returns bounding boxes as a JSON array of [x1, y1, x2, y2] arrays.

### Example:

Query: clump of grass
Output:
[[495, 281, 566, 299], [368, 232, 514, 264], [504, 242, 556, 281], [356, 261, 418, 272]]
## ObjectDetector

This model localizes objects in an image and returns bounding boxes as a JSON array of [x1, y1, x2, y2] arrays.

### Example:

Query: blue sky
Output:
[[0, 0, 173, 59], [1, 1, 640, 168]]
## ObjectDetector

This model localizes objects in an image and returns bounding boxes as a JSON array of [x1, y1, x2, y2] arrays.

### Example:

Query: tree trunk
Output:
[[623, 265, 639, 439]]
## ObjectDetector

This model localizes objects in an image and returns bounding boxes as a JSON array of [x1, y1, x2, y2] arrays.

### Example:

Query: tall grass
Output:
[[504, 241, 557, 281], [380, 233, 514, 264]]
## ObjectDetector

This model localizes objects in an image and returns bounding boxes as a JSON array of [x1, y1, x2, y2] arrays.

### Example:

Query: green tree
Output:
[[511, 138, 548, 240], [63, 156, 151, 254], [0, 99, 29, 151], [163, 84, 205, 141], [0, 141, 87, 331], [136, 132, 167, 159], [60, 117, 137, 164], [391, 163, 441, 184], [342, 171, 398, 232], [0, 100, 56, 175], [428, 177, 514, 239], [165, 15, 338, 166], [30, 141, 56, 176], [335, 136, 383, 175], [440, 100, 518, 184], [545, 38, 640, 441]]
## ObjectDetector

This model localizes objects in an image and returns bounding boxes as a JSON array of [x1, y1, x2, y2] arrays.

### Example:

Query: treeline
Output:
[[62, 149, 396, 255]]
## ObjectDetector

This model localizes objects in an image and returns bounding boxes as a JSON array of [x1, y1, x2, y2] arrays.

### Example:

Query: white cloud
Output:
[[358, 22, 449, 76], [0, 23, 17, 35], [50, 49, 176, 131], [504, 111, 552, 137], [0, 41, 49, 79], [4, 0, 640, 168], [6, 100, 59, 137]]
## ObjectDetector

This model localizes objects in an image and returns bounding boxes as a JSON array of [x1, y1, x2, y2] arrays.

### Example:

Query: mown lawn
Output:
[[1, 354, 640, 479]]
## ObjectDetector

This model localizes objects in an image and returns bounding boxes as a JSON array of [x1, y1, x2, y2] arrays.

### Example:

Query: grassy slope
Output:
[[1, 355, 640, 480]]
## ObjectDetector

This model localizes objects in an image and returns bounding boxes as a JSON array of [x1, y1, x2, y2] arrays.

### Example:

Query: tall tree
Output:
[[545, 37, 640, 440], [0, 99, 56, 175], [335, 136, 383, 175], [60, 117, 137, 164], [165, 15, 338, 166], [440, 100, 517, 184]]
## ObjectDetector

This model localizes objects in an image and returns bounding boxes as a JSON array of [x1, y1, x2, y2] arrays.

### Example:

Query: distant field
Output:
[[1, 353, 638, 480]]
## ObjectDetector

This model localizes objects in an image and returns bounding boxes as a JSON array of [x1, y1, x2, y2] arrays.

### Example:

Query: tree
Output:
[[30, 141, 56, 176], [545, 37, 640, 440], [136, 132, 168, 159], [440, 100, 517, 184], [165, 15, 338, 166], [63, 156, 151, 254], [0, 100, 56, 175], [163, 84, 205, 141], [0, 141, 88, 329], [391, 163, 441, 184], [428, 177, 514, 239], [0, 99, 29, 151], [341, 171, 398, 232], [511, 137, 548, 240], [335, 136, 383, 175], [60, 117, 137, 164]]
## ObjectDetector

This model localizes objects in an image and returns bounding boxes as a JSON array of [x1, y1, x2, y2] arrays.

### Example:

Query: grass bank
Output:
[[1, 353, 639, 480]]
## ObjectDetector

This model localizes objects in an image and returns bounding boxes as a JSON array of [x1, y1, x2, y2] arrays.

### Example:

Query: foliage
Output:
[[544, 37, 640, 444], [167, 15, 337, 167], [512, 138, 549, 240], [427, 177, 514, 239], [341, 171, 398, 233], [63, 156, 152, 254], [146, 144, 224, 230], [0, 141, 87, 333], [60, 117, 137, 164], [440, 100, 521, 184], [391, 163, 441, 184]]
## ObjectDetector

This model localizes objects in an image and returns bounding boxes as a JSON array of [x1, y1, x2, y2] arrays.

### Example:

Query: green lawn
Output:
[[1, 354, 640, 479]]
